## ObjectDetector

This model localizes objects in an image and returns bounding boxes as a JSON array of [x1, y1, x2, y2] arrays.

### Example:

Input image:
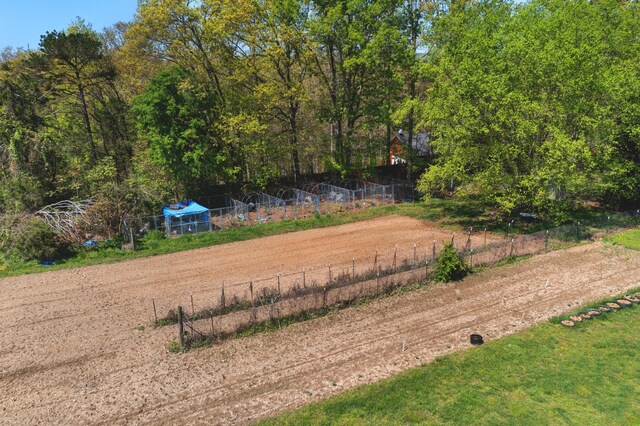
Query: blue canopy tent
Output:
[[163, 201, 211, 236]]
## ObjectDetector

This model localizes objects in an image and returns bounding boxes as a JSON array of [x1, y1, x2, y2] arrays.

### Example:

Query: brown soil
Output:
[[1, 216, 639, 425]]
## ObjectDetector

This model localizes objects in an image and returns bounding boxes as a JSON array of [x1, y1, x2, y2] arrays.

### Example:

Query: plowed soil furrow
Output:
[[1, 216, 639, 425]]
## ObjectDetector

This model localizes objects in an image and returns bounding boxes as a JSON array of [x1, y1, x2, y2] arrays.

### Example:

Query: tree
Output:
[[132, 66, 227, 192], [39, 27, 104, 165]]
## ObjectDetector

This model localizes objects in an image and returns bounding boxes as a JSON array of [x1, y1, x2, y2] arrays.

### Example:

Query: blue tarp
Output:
[[163, 201, 209, 218]]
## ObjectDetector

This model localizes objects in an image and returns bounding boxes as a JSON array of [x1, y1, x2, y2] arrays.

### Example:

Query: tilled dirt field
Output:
[[1, 215, 639, 425]]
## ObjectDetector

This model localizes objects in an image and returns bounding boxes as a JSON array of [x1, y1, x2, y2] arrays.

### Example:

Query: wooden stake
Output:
[[433, 240, 436, 259], [277, 273, 281, 295], [221, 282, 226, 309], [328, 264, 332, 283], [374, 249, 378, 268], [393, 245, 397, 269], [352, 258, 355, 279], [178, 306, 185, 348], [190, 294, 195, 316], [302, 268, 306, 288], [413, 243, 417, 265], [152, 299, 158, 323], [484, 228, 487, 247], [249, 281, 254, 301]]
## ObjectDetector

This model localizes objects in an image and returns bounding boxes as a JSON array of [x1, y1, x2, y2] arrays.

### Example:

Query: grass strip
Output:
[[0, 200, 480, 279], [260, 292, 640, 425]]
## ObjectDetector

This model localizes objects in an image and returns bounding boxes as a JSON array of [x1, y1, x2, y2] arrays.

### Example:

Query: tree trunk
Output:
[[76, 74, 97, 166]]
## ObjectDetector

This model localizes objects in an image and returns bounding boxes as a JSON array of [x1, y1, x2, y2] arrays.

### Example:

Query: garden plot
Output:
[[1, 216, 639, 425]]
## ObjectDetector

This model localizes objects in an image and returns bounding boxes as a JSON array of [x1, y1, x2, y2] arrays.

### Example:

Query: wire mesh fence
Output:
[[156, 213, 640, 348], [124, 181, 405, 242]]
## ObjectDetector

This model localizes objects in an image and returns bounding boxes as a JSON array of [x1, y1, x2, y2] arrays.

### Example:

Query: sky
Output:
[[0, 0, 139, 50]]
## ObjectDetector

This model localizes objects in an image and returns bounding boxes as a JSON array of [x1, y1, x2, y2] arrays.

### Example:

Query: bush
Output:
[[140, 229, 166, 249], [1, 216, 60, 262], [434, 242, 469, 282]]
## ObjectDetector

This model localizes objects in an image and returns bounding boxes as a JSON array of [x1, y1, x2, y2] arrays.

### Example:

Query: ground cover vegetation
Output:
[[1, 0, 639, 266], [261, 289, 640, 425]]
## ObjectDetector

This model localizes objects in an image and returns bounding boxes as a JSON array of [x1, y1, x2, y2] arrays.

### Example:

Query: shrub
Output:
[[140, 229, 166, 249], [1, 216, 60, 262], [434, 242, 469, 282]]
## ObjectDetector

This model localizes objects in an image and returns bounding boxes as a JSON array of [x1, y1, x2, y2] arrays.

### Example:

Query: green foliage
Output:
[[140, 229, 166, 250], [132, 66, 228, 191], [0, 216, 60, 263], [417, 0, 640, 217], [606, 229, 640, 252], [434, 242, 468, 282]]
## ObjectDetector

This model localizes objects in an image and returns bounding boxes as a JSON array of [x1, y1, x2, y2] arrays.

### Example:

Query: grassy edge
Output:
[[257, 286, 640, 425]]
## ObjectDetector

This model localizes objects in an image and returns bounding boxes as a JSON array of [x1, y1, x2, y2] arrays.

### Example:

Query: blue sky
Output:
[[0, 0, 139, 49]]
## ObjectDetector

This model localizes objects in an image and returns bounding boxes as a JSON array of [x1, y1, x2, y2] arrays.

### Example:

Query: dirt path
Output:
[[1, 216, 638, 425]]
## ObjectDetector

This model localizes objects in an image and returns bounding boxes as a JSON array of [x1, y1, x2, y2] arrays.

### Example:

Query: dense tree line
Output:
[[1, 0, 639, 224]]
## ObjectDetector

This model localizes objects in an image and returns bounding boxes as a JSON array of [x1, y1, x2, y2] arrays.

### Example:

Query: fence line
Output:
[[160, 213, 640, 347]]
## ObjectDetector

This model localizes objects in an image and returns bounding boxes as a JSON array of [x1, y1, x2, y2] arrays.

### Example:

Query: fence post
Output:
[[352, 258, 355, 279], [302, 268, 306, 288], [451, 232, 456, 246], [322, 286, 327, 309], [178, 306, 185, 348], [393, 245, 398, 269], [510, 239, 515, 257], [425, 258, 428, 278], [221, 282, 226, 310], [545, 230, 549, 252], [328, 264, 332, 284], [576, 222, 580, 241], [191, 294, 195, 316], [470, 249, 474, 269], [249, 281, 253, 302], [376, 266, 380, 294], [433, 240, 436, 260], [277, 273, 281, 295], [152, 299, 158, 324], [466, 228, 472, 250], [413, 243, 417, 266], [484, 228, 487, 247], [374, 249, 378, 268]]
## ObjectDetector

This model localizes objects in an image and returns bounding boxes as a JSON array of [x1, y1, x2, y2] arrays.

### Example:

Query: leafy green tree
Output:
[[132, 66, 227, 192]]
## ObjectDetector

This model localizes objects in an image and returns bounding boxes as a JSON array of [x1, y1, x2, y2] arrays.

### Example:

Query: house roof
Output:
[[394, 130, 431, 156]]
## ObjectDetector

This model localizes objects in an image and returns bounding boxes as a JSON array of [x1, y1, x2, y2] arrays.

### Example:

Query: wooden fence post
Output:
[[352, 258, 355, 279], [484, 228, 487, 247], [393, 245, 397, 269], [152, 299, 158, 324], [190, 294, 195, 316], [178, 306, 185, 348], [510, 239, 515, 257], [221, 282, 226, 310], [277, 273, 281, 295], [302, 268, 306, 288], [374, 249, 378, 269], [413, 243, 417, 266], [328, 264, 332, 284], [249, 281, 254, 302], [433, 240, 436, 260]]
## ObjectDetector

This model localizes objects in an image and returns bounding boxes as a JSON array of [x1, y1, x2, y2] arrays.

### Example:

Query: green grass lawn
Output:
[[606, 228, 640, 251], [261, 300, 640, 425]]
